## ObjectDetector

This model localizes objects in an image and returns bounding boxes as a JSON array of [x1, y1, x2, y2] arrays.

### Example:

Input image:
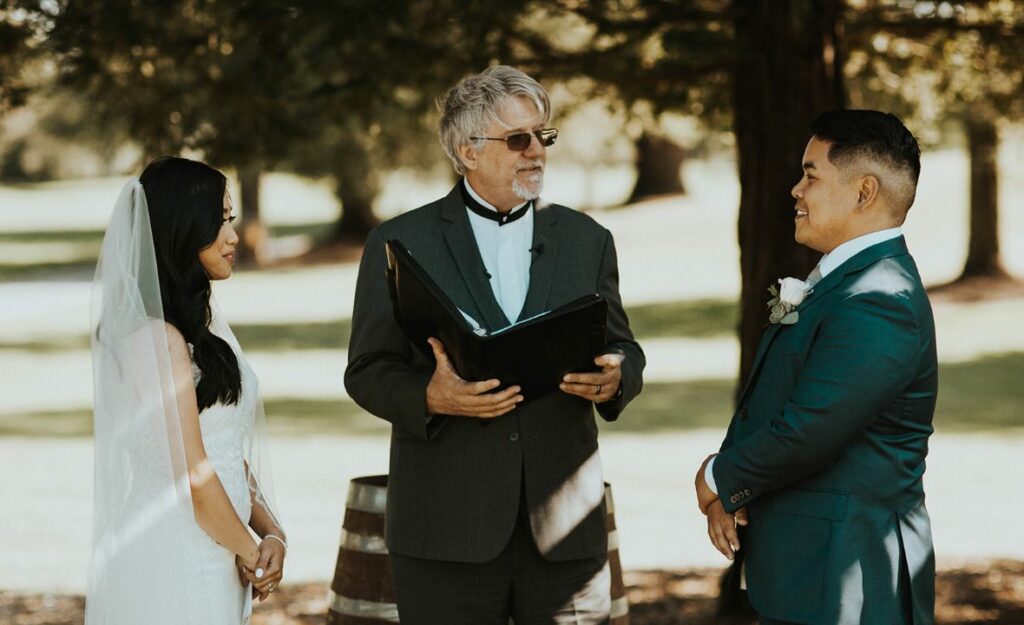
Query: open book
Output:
[[385, 239, 608, 400]]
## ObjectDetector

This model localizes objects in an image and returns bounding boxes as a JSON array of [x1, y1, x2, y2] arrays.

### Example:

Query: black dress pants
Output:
[[391, 490, 610, 625]]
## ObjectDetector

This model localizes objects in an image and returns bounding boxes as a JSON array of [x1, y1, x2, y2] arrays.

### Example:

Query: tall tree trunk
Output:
[[333, 185, 380, 243], [723, 0, 843, 613], [734, 0, 844, 386], [328, 136, 381, 244], [959, 116, 1007, 280], [627, 132, 686, 203], [236, 166, 267, 265]]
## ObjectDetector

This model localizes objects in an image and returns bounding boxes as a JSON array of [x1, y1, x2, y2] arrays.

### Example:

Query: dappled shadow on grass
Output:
[[0, 381, 736, 438], [263, 398, 388, 436], [935, 352, 1024, 430], [232, 321, 351, 351], [0, 223, 336, 284], [8, 562, 1024, 625], [0, 408, 95, 437], [0, 223, 333, 246], [625, 299, 737, 339], [146, 299, 738, 351], [224, 298, 738, 351], [266, 381, 741, 436], [2, 353, 1020, 437], [0, 259, 97, 282], [605, 380, 736, 431], [0, 230, 104, 244]]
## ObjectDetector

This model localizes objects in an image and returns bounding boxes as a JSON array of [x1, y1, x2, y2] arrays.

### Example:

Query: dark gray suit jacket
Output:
[[345, 184, 645, 563], [714, 237, 937, 624]]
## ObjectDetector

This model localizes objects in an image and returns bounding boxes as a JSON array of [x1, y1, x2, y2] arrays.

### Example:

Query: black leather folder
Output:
[[385, 239, 608, 400]]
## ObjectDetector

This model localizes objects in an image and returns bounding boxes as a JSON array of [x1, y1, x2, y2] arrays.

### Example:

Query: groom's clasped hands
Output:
[[695, 453, 748, 561]]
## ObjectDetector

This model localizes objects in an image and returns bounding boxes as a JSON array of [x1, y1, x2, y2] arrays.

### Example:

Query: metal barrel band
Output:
[[338, 528, 389, 555], [346, 482, 388, 514], [607, 529, 620, 552], [610, 595, 629, 619], [327, 590, 400, 622]]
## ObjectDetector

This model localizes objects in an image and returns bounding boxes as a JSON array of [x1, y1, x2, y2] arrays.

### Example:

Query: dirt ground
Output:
[[3, 561, 1022, 625]]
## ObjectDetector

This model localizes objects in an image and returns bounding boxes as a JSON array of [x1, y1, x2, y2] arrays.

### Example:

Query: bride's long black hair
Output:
[[140, 157, 241, 411]]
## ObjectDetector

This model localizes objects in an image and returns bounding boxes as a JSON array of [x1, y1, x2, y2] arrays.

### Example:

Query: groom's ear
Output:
[[856, 175, 880, 208], [457, 143, 479, 171]]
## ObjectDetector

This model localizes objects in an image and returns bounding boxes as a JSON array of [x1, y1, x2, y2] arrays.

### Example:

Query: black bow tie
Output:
[[460, 179, 532, 226]]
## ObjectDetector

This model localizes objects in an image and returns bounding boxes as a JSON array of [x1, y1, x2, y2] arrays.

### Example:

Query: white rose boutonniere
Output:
[[766, 277, 812, 325]]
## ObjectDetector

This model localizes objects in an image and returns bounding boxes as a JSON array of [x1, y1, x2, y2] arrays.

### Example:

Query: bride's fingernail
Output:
[[255, 568, 264, 578]]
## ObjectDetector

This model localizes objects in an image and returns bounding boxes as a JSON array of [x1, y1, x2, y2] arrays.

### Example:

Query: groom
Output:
[[695, 110, 937, 625], [345, 66, 644, 624]]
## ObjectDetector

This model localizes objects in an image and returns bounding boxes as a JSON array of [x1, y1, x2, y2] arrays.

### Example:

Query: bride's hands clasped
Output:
[[238, 535, 286, 601]]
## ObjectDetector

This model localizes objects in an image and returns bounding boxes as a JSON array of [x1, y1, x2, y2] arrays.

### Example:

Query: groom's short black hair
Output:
[[811, 109, 921, 213]]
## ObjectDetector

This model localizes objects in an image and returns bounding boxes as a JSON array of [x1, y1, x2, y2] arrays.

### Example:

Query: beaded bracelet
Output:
[[263, 534, 287, 552]]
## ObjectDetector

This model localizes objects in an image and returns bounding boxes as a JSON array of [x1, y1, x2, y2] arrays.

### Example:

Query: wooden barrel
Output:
[[327, 475, 398, 624], [326, 476, 629, 624], [605, 483, 630, 625]]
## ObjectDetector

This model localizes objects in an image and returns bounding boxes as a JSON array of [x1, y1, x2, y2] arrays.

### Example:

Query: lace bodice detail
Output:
[[188, 339, 256, 522]]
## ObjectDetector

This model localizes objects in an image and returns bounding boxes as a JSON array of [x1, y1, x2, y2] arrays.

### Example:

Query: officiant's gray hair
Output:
[[438, 65, 551, 175]]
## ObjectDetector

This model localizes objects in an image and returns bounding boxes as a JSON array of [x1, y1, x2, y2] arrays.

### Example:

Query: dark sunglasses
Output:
[[471, 128, 558, 151]]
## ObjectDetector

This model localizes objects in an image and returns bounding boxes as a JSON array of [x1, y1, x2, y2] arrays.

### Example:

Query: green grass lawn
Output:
[[0, 259, 97, 282], [232, 320, 351, 351], [0, 230, 105, 244], [626, 299, 737, 339], [0, 222, 334, 246], [231, 299, 737, 350], [0, 223, 335, 283], [5, 354, 1019, 437], [0, 299, 735, 353]]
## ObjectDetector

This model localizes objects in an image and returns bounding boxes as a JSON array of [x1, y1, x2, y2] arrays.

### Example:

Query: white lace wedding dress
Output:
[[184, 334, 258, 624], [88, 181, 280, 625]]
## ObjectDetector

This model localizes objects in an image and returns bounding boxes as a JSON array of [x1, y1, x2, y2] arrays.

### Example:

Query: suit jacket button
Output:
[[738, 408, 748, 420], [509, 432, 520, 442], [730, 494, 740, 504], [743, 489, 752, 497]]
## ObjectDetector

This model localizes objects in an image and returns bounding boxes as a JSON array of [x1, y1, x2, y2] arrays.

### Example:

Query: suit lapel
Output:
[[795, 236, 910, 317], [737, 236, 910, 405], [737, 323, 782, 405], [440, 185, 510, 330], [517, 203, 559, 322]]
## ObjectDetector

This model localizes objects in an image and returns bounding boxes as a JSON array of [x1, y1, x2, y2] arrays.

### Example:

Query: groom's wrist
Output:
[[699, 494, 720, 515]]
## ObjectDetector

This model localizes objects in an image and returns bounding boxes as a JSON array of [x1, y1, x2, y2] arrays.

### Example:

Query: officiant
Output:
[[344, 65, 645, 624]]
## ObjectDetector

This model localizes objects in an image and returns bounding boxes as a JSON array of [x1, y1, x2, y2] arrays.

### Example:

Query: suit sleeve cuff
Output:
[[705, 457, 719, 495]]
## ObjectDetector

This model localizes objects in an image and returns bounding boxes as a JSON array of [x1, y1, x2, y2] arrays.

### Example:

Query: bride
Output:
[[86, 157, 286, 624]]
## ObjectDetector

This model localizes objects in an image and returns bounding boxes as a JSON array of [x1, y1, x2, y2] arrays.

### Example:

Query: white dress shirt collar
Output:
[[818, 227, 903, 280], [464, 178, 529, 214], [462, 178, 533, 325]]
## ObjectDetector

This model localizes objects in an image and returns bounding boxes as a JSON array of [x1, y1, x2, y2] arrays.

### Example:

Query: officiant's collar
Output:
[[461, 178, 531, 226]]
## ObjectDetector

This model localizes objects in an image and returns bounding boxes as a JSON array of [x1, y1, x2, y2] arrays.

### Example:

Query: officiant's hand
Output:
[[426, 337, 524, 418], [560, 352, 623, 403]]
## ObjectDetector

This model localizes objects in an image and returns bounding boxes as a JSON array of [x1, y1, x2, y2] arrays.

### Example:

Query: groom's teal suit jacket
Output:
[[713, 237, 937, 625]]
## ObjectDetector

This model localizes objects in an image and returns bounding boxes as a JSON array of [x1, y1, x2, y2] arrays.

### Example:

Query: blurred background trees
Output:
[[846, 0, 1024, 286], [2, 0, 1021, 390], [2, 2, 1022, 616]]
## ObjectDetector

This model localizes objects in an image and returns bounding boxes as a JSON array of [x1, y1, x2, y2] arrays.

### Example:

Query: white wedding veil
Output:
[[86, 179, 279, 624]]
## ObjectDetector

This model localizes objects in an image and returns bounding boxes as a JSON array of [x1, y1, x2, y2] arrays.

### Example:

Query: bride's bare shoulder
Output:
[[161, 322, 191, 360]]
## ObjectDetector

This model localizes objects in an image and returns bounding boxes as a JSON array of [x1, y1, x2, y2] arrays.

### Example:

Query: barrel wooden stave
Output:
[[327, 477, 629, 624]]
